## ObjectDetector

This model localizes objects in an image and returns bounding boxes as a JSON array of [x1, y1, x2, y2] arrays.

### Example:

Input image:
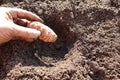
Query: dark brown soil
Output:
[[0, 0, 120, 80]]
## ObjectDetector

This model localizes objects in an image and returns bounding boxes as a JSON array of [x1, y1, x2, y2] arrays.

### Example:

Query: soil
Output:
[[0, 0, 120, 80]]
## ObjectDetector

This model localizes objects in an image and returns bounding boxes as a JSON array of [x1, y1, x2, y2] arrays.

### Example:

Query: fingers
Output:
[[37, 23, 57, 42], [15, 19, 30, 27], [39, 28, 50, 42], [39, 29, 57, 42], [9, 8, 44, 23], [13, 24, 41, 42], [27, 21, 57, 42]]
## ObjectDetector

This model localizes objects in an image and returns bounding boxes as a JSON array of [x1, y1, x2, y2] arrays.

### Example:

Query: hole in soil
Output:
[[0, 14, 77, 68], [32, 14, 77, 64]]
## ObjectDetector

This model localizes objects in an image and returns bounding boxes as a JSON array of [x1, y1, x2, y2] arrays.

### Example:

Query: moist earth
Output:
[[0, 0, 120, 80]]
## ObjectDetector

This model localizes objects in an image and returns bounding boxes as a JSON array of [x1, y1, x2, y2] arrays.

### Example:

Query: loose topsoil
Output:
[[0, 0, 120, 80]]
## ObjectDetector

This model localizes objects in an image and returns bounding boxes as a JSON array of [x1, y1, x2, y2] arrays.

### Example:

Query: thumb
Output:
[[13, 24, 41, 42]]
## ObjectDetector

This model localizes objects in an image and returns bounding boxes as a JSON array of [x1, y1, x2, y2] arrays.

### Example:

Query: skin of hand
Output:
[[27, 21, 57, 42], [0, 7, 57, 44]]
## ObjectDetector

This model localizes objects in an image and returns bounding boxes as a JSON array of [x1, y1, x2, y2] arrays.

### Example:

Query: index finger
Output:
[[9, 8, 44, 23]]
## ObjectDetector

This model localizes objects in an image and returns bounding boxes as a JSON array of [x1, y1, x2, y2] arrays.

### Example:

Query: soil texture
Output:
[[0, 0, 120, 80]]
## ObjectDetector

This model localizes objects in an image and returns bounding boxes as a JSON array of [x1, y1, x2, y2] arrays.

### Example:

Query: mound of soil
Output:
[[0, 0, 120, 80]]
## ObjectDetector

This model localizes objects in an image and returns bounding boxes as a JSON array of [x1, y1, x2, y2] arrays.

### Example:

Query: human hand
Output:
[[0, 7, 57, 44], [28, 22, 57, 42]]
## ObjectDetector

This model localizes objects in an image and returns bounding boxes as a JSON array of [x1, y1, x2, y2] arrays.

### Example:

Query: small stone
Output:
[[38, 9, 43, 15]]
